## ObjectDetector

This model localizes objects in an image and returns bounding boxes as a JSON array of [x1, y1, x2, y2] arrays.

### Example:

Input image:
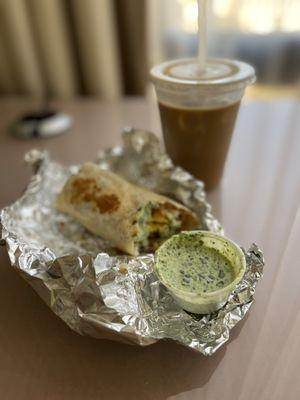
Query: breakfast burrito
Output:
[[56, 162, 199, 255]]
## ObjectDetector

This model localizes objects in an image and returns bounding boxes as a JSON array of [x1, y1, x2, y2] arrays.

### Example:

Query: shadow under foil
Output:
[[144, 340, 226, 399], [150, 310, 250, 399]]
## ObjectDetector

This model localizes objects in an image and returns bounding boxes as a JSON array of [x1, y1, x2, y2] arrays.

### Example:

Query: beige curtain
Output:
[[0, 0, 146, 99], [115, 0, 147, 95]]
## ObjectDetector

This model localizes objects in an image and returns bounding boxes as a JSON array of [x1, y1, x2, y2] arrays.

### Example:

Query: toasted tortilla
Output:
[[56, 162, 199, 255]]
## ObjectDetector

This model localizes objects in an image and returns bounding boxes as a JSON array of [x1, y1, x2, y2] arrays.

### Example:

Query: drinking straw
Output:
[[197, 0, 207, 73]]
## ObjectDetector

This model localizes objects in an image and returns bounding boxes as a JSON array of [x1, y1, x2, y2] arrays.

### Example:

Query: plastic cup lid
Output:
[[151, 58, 256, 88]]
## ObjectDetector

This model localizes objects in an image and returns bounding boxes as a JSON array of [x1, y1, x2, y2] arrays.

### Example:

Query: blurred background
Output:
[[0, 0, 300, 100]]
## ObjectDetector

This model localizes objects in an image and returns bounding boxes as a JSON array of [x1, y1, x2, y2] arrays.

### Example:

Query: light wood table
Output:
[[0, 97, 300, 400]]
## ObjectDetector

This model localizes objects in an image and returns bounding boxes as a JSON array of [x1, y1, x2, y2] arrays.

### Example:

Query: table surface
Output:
[[0, 97, 300, 400]]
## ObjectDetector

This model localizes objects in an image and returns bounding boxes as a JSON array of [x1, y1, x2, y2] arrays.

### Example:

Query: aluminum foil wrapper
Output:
[[1, 128, 264, 355]]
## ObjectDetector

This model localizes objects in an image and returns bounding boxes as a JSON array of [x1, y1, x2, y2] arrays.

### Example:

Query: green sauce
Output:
[[156, 236, 234, 294]]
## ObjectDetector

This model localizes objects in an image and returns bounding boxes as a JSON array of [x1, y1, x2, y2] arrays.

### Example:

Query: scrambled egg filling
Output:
[[134, 202, 182, 252]]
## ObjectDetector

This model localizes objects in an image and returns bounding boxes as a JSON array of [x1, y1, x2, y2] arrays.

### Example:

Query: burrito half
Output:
[[56, 162, 199, 255]]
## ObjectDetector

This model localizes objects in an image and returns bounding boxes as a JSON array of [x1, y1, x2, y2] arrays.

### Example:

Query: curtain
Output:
[[0, 0, 146, 99], [114, 0, 147, 95]]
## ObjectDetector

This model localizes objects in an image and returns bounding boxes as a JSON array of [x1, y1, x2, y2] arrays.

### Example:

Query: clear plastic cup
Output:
[[151, 58, 255, 190]]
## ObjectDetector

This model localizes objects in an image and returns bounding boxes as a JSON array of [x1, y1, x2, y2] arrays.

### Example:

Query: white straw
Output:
[[197, 0, 207, 73]]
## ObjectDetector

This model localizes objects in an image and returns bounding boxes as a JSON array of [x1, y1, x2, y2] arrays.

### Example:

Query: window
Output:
[[148, 0, 300, 93]]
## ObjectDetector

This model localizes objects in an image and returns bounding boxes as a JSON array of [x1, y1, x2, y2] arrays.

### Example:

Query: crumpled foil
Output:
[[0, 128, 264, 355]]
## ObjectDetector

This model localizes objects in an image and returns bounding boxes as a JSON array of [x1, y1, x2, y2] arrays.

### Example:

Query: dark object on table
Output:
[[10, 109, 72, 139]]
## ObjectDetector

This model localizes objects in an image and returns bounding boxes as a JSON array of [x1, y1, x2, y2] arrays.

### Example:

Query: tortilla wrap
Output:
[[56, 162, 199, 255]]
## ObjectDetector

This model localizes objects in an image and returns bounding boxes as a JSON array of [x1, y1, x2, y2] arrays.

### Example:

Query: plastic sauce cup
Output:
[[154, 230, 246, 314]]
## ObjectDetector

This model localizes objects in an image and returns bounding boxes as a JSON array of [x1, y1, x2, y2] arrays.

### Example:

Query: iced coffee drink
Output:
[[151, 58, 255, 190]]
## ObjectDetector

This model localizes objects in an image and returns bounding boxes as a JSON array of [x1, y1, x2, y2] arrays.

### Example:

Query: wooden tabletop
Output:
[[0, 96, 300, 400]]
